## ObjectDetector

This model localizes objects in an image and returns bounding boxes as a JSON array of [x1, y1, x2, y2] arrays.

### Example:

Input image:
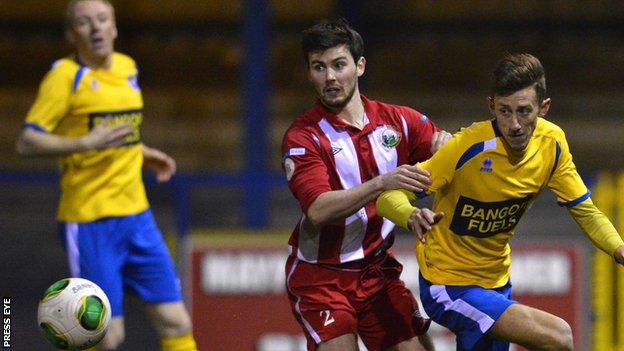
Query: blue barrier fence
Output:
[[0, 169, 285, 237]]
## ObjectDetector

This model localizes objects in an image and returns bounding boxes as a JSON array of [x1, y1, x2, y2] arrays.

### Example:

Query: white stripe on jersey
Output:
[[400, 115, 409, 144], [318, 118, 368, 263], [381, 217, 395, 239], [319, 118, 362, 189], [65, 222, 80, 277], [295, 215, 319, 263], [369, 125, 399, 175]]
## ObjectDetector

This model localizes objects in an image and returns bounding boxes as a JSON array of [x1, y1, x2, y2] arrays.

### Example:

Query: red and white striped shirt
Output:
[[281, 95, 438, 264]]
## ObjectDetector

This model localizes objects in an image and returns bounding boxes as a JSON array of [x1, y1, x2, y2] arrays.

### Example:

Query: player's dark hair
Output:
[[493, 53, 546, 103], [301, 18, 364, 66]]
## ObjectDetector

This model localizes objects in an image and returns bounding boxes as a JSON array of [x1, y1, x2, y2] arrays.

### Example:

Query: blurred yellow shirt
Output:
[[378, 118, 590, 288], [24, 53, 148, 222]]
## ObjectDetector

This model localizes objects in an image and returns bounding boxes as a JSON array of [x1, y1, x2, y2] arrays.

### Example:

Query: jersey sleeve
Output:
[[417, 127, 466, 196], [282, 127, 332, 213], [567, 198, 624, 257], [399, 107, 439, 164], [547, 131, 590, 206], [24, 62, 73, 132]]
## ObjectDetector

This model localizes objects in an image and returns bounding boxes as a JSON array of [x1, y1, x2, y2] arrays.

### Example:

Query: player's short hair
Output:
[[64, 0, 115, 29], [301, 18, 364, 66], [493, 53, 546, 103]]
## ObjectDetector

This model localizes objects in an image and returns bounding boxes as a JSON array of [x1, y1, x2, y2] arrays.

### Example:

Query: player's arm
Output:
[[307, 164, 431, 227], [376, 188, 443, 243], [142, 144, 176, 183], [16, 120, 133, 157], [567, 198, 624, 264]]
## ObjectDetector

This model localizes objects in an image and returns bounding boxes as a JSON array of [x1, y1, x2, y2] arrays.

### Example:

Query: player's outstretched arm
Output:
[[305, 165, 430, 227], [141, 144, 177, 183], [16, 120, 133, 157], [567, 198, 624, 264]]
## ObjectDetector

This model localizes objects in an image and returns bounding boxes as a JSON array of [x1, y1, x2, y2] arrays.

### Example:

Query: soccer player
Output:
[[281, 19, 452, 351], [376, 53, 624, 350], [15, 1, 198, 350]]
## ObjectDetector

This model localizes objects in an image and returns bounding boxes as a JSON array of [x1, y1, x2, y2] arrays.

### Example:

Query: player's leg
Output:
[[418, 273, 514, 351], [59, 221, 127, 350], [285, 256, 360, 350], [357, 255, 432, 351], [123, 209, 198, 350], [96, 318, 125, 351], [487, 303, 573, 351], [145, 301, 194, 340], [317, 333, 359, 351]]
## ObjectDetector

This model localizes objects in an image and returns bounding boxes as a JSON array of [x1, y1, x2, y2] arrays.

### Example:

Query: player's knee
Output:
[[97, 326, 125, 350]]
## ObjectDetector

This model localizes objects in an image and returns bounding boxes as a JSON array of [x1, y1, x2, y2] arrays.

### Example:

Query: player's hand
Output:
[[82, 120, 134, 150], [430, 130, 452, 154], [380, 164, 431, 193], [408, 207, 444, 243], [142, 145, 177, 183], [614, 245, 624, 265]]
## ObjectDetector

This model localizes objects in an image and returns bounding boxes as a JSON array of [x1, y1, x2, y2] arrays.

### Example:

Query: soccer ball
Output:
[[37, 278, 111, 350]]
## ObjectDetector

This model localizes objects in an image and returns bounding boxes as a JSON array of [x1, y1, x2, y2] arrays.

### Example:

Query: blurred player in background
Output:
[[377, 53, 624, 350], [281, 19, 451, 351], [15, 1, 198, 350]]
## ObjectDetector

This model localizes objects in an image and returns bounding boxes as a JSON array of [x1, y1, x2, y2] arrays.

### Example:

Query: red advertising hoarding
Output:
[[191, 238, 586, 351]]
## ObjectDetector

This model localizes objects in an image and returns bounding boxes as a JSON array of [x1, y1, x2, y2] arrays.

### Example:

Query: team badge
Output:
[[381, 126, 401, 148], [480, 158, 493, 173], [283, 158, 295, 181]]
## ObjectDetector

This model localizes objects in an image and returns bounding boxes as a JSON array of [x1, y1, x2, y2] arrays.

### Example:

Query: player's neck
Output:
[[335, 93, 366, 129], [76, 52, 112, 70]]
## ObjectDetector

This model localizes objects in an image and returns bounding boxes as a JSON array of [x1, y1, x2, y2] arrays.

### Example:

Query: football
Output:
[[37, 278, 111, 350]]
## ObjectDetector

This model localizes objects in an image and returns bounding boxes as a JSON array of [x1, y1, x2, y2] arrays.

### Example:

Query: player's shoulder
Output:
[[112, 52, 138, 71], [46, 56, 81, 76], [283, 105, 323, 140], [535, 117, 566, 141], [453, 119, 496, 143], [366, 97, 426, 119]]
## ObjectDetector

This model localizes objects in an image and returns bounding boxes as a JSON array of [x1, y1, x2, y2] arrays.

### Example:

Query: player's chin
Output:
[[321, 96, 347, 109]]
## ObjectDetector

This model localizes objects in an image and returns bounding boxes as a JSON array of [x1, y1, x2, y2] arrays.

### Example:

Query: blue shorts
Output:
[[58, 209, 182, 317], [419, 273, 516, 351]]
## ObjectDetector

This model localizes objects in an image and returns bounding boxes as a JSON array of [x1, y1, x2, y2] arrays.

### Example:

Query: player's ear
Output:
[[356, 56, 366, 77], [539, 97, 551, 117]]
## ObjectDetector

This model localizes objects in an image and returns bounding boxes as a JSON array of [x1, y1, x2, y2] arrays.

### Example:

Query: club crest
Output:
[[381, 126, 401, 148]]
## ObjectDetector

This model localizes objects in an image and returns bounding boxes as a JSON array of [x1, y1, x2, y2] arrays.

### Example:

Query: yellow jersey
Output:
[[381, 118, 590, 288], [24, 53, 148, 222]]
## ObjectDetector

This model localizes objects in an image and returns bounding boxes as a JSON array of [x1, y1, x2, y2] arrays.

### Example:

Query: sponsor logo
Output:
[[88, 109, 143, 145], [381, 126, 401, 148], [480, 158, 493, 172], [288, 147, 306, 156], [330, 146, 342, 155], [450, 195, 532, 237], [283, 158, 295, 181]]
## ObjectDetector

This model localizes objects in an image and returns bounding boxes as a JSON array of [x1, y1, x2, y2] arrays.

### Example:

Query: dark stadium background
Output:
[[1, 1, 623, 350]]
